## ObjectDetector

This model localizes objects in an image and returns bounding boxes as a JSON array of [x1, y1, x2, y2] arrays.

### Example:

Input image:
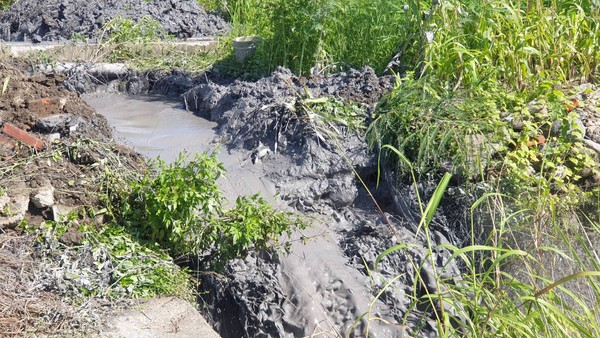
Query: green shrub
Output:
[[0, 0, 14, 11], [118, 152, 224, 256], [113, 151, 307, 268]]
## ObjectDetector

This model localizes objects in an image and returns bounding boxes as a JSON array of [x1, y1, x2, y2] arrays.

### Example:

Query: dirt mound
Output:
[[0, 0, 229, 43], [0, 54, 146, 335], [183, 67, 392, 150]]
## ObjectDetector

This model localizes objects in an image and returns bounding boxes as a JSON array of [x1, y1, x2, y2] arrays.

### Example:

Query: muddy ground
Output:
[[0, 49, 469, 336], [0, 0, 229, 43], [59, 59, 473, 336]]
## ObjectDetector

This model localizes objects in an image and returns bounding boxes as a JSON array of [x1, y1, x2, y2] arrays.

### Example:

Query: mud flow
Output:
[[76, 66, 468, 337]]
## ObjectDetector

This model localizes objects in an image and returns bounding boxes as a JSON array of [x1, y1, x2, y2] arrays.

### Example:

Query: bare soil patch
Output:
[[0, 53, 144, 336]]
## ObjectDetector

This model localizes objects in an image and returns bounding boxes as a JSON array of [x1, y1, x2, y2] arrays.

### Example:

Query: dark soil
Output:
[[0, 0, 229, 43]]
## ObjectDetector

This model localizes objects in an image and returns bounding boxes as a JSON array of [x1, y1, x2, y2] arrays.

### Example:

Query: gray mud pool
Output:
[[82, 92, 450, 338], [82, 93, 278, 203]]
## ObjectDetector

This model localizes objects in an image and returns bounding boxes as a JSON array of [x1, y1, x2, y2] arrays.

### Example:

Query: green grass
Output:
[[199, 0, 409, 75], [0, 0, 14, 11], [366, 0, 600, 206], [356, 146, 600, 337]]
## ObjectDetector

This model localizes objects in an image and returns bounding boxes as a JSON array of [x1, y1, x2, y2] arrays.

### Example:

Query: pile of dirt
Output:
[[0, 54, 144, 335], [0, 0, 229, 43]]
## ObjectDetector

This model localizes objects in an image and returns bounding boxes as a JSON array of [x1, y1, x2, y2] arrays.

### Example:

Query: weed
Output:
[[298, 95, 369, 142], [115, 151, 224, 256], [102, 15, 166, 63], [214, 0, 409, 75], [108, 151, 308, 269], [86, 225, 193, 299], [0, 0, 13, 11], [361, 145, 600, 337], [22, 219, 193, 300], [105, 16, 163, 44]]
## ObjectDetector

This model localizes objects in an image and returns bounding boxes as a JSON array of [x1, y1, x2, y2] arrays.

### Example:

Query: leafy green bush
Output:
[[218, 194, 306, 262], [118, 152, 224, 256], [113, 152, 307, 268]]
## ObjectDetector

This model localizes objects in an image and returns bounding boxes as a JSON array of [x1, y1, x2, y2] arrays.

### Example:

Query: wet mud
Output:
[[75, 65, 470, 337]]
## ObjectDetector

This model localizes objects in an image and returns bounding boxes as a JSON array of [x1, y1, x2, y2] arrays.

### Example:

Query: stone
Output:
[[36, 113, 74, 132], [47, 133, 61, 143], [0, 191, 29, 229], [31, 184, 55, 208], [52, 204, 77, 223]]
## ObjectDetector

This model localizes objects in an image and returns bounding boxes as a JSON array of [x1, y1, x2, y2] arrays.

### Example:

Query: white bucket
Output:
[[232, 36, 261, 63]]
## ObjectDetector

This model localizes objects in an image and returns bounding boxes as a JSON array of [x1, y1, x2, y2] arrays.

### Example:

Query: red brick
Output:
[[27, 97, 66, 116], [2, 123, 45, 150]]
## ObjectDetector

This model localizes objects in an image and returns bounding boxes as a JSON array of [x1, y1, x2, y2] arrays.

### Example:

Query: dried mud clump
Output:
[[0, 0, 229, 42]]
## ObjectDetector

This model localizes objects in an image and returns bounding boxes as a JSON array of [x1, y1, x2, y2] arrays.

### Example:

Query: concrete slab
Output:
[[1, 39, 219, 60], [100, 297, 220, 338]]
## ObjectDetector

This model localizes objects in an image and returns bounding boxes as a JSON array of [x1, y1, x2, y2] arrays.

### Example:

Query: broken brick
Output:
[[27, 97, 66, 116], [2, 123, 45, 150]]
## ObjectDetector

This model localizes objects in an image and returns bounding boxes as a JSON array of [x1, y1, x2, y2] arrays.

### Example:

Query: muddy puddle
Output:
[[82, 93, 278, 203], [81, 91, 442, 338], [82, 94, 217, 162]]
